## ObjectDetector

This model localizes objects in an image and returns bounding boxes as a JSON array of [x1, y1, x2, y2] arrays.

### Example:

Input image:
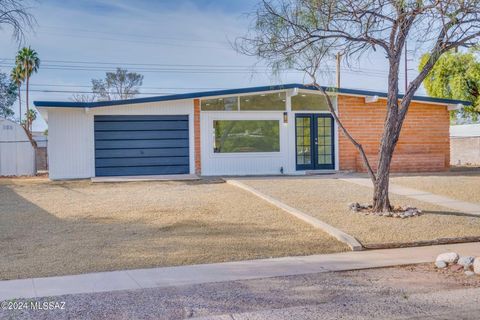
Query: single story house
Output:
[[34, 84, 469, 180], [450, 124, 480, 166]]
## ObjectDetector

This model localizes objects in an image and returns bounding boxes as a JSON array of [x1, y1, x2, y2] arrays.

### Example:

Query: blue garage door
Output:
[[94, 115, 189, 176]]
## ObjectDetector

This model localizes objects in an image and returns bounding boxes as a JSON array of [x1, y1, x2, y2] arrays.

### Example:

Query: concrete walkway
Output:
[[342, 177, 480, 215], [2, 242, 479, 302]]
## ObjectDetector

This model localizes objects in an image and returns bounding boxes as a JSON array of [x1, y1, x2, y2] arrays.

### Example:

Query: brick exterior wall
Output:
[[337, 95, 450, 173], [450, 137, 480, 166], [194, 99, 201, 174]]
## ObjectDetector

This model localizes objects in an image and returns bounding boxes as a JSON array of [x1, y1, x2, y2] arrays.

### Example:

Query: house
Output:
[[33, 84, 469, 180], [450, 124, 480, 166]]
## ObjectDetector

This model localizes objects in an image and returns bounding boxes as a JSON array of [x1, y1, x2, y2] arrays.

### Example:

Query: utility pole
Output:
[[404, 40, 408, 93], [336, 52, 342, 88]]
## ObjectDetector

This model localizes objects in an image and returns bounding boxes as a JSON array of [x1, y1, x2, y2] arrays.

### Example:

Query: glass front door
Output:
[[295, 114, 335, 170]]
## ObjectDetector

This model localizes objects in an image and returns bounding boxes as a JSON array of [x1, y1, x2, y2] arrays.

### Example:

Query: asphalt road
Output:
[[2, 264, 479, 320]]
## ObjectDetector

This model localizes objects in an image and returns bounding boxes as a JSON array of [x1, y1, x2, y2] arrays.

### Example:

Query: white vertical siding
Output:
[[46, 99, 194, 180], [200, 111, 291, 176], [48, 109, 93, 180], [0, 118, 35, 176]]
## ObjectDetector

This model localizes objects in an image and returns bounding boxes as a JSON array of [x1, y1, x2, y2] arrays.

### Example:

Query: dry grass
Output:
[[241, 178, 480, 246], [0, 178, 347, 280], [391, 173, 480, 204]]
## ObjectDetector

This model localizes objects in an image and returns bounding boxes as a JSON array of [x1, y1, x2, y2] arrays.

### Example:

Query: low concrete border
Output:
[[226, 179, 363, 251]]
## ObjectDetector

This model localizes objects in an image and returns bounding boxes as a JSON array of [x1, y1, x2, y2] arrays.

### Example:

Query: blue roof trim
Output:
[[33, 83, 471, 108]]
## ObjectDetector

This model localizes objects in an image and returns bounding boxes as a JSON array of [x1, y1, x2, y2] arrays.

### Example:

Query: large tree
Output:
[[238, 0, 480, 212], [15, 46, 40, 132], [0, 71, 17, 119], [92, 68, 144, 101], [420, 51, 480, 123]]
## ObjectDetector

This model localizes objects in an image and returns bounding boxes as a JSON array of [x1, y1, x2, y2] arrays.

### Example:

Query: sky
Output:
[[0, 0, 423, 131]]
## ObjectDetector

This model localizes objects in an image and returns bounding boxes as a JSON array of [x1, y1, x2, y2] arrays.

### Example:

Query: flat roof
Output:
[[33, 83, 471, 108]]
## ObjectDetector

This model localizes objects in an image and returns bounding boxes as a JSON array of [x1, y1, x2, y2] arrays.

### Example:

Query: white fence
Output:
[[0, 118, 36, 176]]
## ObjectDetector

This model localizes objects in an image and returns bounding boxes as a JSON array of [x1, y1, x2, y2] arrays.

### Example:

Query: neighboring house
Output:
[[33, 84, 469, 180], [32, 131, 48, 171], [0, 118, 36, 176], [450, 124, 480, 166]]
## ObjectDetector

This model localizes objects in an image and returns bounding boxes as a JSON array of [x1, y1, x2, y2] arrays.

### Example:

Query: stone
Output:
[[474, 257, 480, 275], [436, 252, 459, 264], [435, 261, 447, 269], [458, 256, 475, 269], [465, 271, 475, 277], [450, 264, 464, 272]]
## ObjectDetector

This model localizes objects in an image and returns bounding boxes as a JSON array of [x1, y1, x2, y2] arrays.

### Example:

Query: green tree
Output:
[[10, 64, 24, 122], [0, 71, 17, 119], [91, 68, 144, 101], [420, 51, 480, 123], [15, 46, 40, 131]]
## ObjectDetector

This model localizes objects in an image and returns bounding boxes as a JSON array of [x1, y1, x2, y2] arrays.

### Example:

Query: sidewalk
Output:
[[2, 242, 479, 301], [342, 178, 480, 215]]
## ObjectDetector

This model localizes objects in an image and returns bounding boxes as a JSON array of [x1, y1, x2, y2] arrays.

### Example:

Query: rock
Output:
[[435, 261, 447, 269], [458, 256, 475, 269], [465, 271, 475, 277], [436, 252, 459, 264], [474, 257, 480, 274], [450, 264, 464, 272]]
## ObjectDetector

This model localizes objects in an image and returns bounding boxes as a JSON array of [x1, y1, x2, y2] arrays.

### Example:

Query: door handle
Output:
[[314, 137, 318, 145]]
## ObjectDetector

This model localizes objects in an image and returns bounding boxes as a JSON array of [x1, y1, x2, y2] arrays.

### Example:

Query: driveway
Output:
[[2, 264, 479, 320], [0, 178, 346, 280]]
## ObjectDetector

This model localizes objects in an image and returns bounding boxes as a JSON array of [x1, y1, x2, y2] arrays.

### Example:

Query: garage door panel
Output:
[[95, 148, 189, 158], [95, 139, 189, 149], [96, 156, 189, 167], [95, 115, 187, 122], [95, 121, 188, 131], [96, 165, 190, 177], [94, 115, 190, 176], [95, 130, 189, 140]]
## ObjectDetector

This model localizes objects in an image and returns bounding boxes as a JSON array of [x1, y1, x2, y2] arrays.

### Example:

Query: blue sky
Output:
[[0, 0, 420, 131]]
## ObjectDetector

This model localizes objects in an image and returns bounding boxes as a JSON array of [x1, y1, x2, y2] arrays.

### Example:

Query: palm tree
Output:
[[15, 47, 40, 132], [10, 65, 24, 123]]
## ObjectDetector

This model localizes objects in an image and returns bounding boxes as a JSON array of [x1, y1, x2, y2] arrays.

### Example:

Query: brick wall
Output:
[[194, 99, 201, 174], [337, 95, 450, 173], [450, 137, 480, 166]]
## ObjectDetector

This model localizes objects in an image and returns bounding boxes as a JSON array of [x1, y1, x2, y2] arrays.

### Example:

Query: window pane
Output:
[[201, 97, 238, 111], [240, 92, 286, 111], [214, 120, 280, 153], [292, 93, 336, 111]]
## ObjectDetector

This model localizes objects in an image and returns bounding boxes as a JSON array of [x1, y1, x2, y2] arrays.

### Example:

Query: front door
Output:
[[295, 114, 335, 170]]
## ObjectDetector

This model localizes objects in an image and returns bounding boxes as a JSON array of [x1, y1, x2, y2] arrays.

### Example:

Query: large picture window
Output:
[[213, 120, 280, 153]]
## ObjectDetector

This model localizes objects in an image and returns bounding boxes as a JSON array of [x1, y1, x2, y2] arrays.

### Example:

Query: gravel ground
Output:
[[241, 178, 480, 246], [2, 264, 479, 320], [0, 178, 347, 280], [392, 172, 480, 204]]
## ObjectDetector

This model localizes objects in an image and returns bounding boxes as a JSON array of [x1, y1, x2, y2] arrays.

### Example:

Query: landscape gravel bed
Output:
[[241, 178, 480, 246], [0, 178, 347, 280], [392, 173, 480, 204]]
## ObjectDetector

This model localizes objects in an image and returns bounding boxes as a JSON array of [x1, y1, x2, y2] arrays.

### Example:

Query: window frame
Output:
[[212, 119, 282, 155], [200, 90, 287, 112]]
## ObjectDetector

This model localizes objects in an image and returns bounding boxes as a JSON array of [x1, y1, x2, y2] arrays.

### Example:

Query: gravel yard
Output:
[[0, 178, 347, 280], [241, 177, 480, 247], [392, 172, 480, 204]]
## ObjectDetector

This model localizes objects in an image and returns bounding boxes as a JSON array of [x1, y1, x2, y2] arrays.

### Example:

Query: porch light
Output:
[[283, 112, 288, 124]]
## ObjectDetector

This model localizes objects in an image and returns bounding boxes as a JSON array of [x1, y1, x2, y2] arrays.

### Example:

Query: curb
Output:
[[226, 179, 363, 251]]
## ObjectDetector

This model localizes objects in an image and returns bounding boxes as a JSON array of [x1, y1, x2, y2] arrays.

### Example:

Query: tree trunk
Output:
[[18, 86, 22, 123], [26, 76, 30, 132]]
